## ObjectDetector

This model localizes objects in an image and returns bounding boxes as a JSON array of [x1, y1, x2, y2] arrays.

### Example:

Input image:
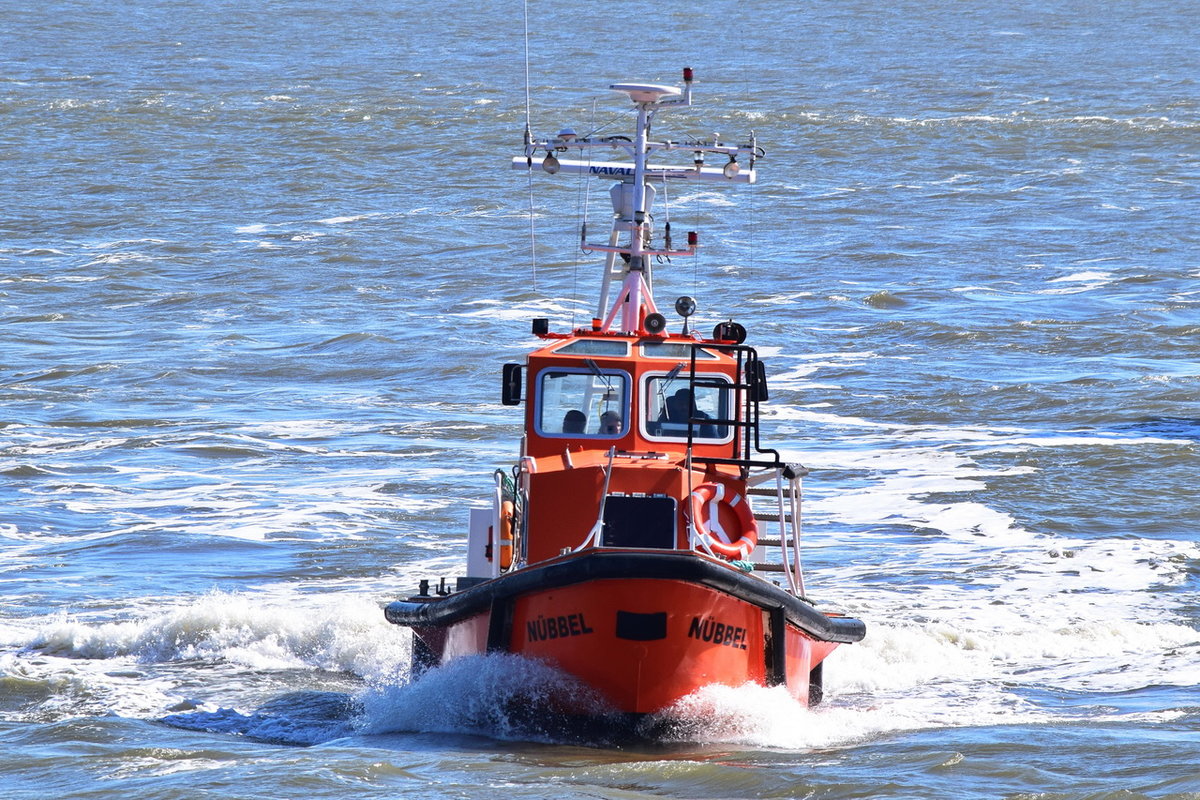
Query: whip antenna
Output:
[[522, 0, 537, 287]]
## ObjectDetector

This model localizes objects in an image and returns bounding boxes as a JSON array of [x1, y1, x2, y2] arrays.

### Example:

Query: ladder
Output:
[[743, 465, 809, 597]]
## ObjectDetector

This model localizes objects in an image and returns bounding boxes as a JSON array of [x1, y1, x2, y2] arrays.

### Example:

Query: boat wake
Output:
[[350, 651, 943, 749], [162, 690, 359, 746], [8, 580, 1196, 750], [356, 653, 647, 745]]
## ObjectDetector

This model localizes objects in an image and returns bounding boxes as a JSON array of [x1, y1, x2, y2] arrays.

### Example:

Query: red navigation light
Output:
[[683, 67, 694, 83], [687, 231, 699, 246]]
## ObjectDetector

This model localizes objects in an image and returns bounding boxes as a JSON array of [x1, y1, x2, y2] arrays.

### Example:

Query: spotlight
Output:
[[675, 296, 696, 335], [713, 320, 747, 344]]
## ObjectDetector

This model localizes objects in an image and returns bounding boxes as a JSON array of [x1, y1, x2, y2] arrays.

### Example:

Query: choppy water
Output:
[[2, 0, 1199, 797]]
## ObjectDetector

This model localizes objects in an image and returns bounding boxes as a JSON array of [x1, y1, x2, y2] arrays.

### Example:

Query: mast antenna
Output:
[[514, 68, 758, 334], [521, 0, 537, 288], [521, 0, 532, 136]]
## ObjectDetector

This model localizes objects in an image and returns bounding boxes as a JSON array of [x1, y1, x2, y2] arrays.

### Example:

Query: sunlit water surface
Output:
[[2, 1, 1199, 797]]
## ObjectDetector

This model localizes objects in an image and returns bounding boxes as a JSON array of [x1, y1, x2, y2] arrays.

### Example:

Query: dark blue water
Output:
[[2, 0, 1198, 797]]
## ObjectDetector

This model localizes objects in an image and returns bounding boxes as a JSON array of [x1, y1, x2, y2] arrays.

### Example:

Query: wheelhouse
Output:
[[522, 332, 743, 461], [494, 325, 780, 567]]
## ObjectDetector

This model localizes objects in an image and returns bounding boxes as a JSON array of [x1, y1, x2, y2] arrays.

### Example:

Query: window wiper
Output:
[[663, 362, 685, 385], [584, 358, 617, 400], [657, 362, 686, 406]]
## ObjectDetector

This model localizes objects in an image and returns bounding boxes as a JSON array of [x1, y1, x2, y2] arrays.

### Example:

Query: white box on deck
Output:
[[466, 508, 492, 578]]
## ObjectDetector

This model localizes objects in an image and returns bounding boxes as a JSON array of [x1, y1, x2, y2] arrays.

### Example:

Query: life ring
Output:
[[689, 482, 758, 560], [498, 499, 515, 570]]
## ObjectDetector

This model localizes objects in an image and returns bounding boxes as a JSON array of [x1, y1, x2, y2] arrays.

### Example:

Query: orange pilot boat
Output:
[[385, 70, 865, 729]]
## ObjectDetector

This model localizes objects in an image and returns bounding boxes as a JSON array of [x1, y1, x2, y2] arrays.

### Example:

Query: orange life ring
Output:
[[498, 499, 515, 569], [689, 482, 758, 560]]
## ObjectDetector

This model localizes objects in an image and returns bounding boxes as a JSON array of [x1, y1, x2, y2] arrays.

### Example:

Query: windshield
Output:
[[537, 368, 629, 438], [644, 374, 732, 441]]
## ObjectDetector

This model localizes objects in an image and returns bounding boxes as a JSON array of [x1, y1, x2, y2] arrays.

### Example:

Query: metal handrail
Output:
[[683, 342, 784, 477], [746, 465, 807, 596]]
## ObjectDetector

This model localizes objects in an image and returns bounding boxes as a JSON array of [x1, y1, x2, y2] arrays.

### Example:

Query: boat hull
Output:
[[387, 550, 864, 716]]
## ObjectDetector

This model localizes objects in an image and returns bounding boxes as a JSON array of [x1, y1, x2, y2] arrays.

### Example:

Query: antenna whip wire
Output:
[[522, 0, 537, 288]]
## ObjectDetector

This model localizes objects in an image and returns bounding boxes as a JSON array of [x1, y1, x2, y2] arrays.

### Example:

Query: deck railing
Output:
[[745, 464, 809, 597]]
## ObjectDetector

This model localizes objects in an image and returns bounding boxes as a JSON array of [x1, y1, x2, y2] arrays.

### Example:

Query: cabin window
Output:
[[642, 373, 733, 442], [554, 339, 630, 357], [640, 341, 718, 360], [536, 367, 630, 438]]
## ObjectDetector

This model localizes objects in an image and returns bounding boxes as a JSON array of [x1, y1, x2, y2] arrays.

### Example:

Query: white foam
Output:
[[450, 296, 577, 322], [356, 653, 611, 740], [0, 650, 184, 720], [1037, 271, 1116, 294], [317, 215, 369, 225], [646, 610, 1199, 749], [651, 681, 983, 749], [24, 591, 407, 679], [669, 191, 737, 208], [1048, 270, 1114, 283]]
